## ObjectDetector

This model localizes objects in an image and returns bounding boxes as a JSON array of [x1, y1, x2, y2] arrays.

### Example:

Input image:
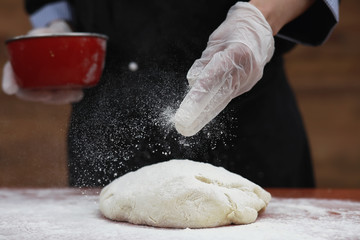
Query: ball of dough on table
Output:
[[99, 159, 271, 228]]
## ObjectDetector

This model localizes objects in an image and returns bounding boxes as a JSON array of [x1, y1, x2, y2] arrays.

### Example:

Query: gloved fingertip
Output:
[[27, 28, 53, 36], [27, 21, 72, 36], [48, 20, 72, 33], [48, 89, 84, 105], [2, 62, 19, 95], [174, 107, 199, 137], [73, 90, 84, 102], [5, 84, 19, 95], [174, 122, 197, 137]]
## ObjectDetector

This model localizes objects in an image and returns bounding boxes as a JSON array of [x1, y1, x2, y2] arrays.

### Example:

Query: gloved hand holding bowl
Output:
[[2, 20, 108, 104]]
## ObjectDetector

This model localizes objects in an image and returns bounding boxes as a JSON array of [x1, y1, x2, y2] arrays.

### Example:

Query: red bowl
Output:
[[6, 33, 108, 89]]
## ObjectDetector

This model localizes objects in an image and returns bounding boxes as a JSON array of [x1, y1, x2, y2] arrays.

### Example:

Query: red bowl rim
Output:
[[6, 32, 108, 44]]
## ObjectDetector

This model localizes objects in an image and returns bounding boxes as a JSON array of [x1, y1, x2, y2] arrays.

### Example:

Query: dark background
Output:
[[0, 0, 359, 188]]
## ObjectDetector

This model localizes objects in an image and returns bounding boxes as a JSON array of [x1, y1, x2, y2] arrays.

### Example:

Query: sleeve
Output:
[[24, 0, 73, 28], [276, 0, 340, 46]]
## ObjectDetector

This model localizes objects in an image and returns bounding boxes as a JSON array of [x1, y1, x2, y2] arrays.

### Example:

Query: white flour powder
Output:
[[0, 189, 359, 240]]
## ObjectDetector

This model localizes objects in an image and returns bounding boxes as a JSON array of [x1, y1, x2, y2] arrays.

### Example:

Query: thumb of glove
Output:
[[2, 62, 19, 95]]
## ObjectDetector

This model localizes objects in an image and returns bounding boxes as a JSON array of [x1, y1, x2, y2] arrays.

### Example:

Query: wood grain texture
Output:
[[0, 0, 70, 187], [284, 0, 360, 187]]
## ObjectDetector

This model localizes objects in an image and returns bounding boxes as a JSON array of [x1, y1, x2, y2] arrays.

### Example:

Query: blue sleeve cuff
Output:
[[30, 1, 73, 28], [324, 0, 339, 21], [276, 0, 339, 46]]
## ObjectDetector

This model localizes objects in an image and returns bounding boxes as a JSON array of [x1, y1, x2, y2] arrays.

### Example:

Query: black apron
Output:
[[67, 0, 314, 188]]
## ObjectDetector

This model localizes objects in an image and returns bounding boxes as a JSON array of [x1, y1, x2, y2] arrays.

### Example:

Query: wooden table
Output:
[[0, 188, 359, 240], [269, 188, 360, 201]]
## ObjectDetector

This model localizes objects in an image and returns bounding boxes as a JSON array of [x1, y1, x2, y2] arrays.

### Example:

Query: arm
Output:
[[251, 0, 340, 45], [24, 0, 73, 28], [174, 0, 339, 136], [249, 0, 316, 35]]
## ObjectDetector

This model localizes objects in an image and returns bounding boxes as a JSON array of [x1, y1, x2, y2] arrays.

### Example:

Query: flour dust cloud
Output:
[[68, 61, 239, 187]]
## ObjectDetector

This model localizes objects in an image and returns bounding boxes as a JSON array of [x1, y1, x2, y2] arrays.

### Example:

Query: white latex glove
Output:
[[174, 2, 275, 136], [2, 20, 84, 104]]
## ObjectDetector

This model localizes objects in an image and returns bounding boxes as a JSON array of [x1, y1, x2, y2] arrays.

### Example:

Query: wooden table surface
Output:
[[0, 188, 359, 240], [268, 188, 360, 201]]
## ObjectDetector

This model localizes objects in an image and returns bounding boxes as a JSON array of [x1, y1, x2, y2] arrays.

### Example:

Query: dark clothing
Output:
[[23, 0, 337, 188], [25, 0, 60, 13], [65, 0, 314, 188]]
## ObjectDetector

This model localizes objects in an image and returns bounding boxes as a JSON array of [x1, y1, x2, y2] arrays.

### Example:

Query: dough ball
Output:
[[99, 159, 271, 228]]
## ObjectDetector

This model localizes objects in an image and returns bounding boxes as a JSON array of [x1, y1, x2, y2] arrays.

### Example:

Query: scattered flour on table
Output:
[[1, 189, 360, 240]]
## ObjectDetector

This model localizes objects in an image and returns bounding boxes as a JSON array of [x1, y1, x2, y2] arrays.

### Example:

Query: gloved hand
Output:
[[2, 20, 84, 104], [174, 2, 275, 136]]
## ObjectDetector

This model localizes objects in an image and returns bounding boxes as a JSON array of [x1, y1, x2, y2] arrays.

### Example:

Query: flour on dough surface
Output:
[[99, 159, 271, 228]]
